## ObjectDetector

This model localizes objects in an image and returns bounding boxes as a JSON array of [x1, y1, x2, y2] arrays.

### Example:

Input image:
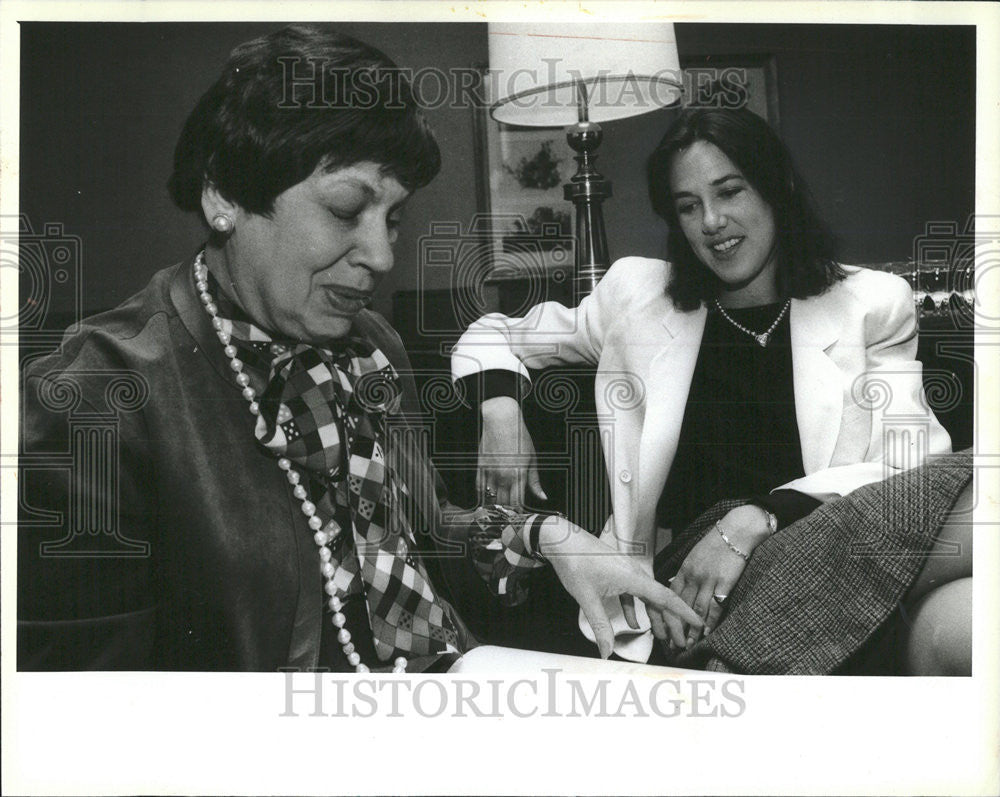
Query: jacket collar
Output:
[[169, 252, 324, 671], [790, 293, 840, 349], [170, 251, 241, 388], [789, 293, 844, 473], [630, 304, 708, 543]]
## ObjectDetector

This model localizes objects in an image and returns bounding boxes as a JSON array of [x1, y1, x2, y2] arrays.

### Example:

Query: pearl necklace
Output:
[[713, 298, 791, 347], [194, 251, 406, 675]]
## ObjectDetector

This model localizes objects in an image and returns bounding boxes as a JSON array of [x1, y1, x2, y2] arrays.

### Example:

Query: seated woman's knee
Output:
[[904, 577, 972, 676]]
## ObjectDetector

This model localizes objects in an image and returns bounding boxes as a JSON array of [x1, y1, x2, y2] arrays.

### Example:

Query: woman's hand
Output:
[[478, 396, 547, 508], [539, 516, 703, 658], [656, 504, 773, 650]]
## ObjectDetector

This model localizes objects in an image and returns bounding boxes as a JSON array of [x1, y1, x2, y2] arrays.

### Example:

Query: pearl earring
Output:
[[211, 213, 234, 234]]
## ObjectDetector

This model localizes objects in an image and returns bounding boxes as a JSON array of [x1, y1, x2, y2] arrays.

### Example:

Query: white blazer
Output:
[[452, 257, 952, 658]]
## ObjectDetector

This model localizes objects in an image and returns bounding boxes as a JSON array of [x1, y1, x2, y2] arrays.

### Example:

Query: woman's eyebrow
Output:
[[324, 178, 376, 200], [710, 173, 743, 185], [672, 173, 744, 199]]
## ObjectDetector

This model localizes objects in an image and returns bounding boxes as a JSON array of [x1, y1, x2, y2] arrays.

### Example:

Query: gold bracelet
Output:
[[715, 520, 750, 562]]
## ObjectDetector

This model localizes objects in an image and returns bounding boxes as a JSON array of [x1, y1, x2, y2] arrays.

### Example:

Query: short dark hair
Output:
[[168, 25, 441, 217], [647, 106, 843, 311]]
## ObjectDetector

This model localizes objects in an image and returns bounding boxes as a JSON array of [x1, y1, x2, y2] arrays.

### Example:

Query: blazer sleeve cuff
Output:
[[749, 490, 822, 530], [456, 370, 530, 408]]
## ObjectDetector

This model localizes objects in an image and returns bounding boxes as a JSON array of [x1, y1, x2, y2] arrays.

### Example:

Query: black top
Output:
[[656, 301, 820, 532]]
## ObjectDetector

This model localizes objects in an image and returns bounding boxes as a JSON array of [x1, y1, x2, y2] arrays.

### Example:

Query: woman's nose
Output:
[[355, 220, 395, 274], [701, 203, 727, 235]]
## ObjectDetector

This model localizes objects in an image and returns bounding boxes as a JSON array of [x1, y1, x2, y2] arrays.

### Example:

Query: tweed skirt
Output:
[[653, 449, 973, 674]]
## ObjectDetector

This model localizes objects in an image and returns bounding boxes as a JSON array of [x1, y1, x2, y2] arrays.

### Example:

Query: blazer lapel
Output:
[[790, 296, 843, 474], [633, 306, 707, 544]]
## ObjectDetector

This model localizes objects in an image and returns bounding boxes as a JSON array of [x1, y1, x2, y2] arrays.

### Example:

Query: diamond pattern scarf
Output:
[[209, 274, 461, 661]]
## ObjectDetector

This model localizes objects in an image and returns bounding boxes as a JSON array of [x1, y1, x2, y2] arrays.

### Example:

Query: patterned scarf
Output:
[[208, 272, 460, 662]]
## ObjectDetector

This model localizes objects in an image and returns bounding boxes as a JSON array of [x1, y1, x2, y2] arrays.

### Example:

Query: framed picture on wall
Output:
[[680, 53, 780, 127], [472, 68, 575, 279]]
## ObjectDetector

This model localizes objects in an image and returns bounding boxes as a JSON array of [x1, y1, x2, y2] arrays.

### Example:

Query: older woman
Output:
[[452, 106, 971, 674], [17, 25, 700, 672]]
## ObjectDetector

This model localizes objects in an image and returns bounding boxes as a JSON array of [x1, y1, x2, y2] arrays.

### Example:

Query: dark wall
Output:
[[20, 22, 974, 323], [675, 24, 976, 265]]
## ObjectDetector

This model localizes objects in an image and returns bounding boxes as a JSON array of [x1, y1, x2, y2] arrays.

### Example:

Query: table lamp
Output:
[[488, 23, 682, 299]]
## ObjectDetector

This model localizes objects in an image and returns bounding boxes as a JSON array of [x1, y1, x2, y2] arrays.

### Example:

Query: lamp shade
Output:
[[488, 23, 682, 127]]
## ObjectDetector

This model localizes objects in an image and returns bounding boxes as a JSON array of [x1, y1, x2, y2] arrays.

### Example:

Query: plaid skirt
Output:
[[653, 449, 973, 674]]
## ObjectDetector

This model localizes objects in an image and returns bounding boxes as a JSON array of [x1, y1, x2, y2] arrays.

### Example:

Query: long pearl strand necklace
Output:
[[194, 252, 406, 674], [713, 298, 791, 348]]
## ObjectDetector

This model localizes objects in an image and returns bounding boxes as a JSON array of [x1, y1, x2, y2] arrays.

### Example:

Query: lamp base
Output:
[[564, 120, 611, 301]]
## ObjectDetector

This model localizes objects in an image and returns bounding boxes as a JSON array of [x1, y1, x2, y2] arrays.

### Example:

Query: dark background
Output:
[[19, 22, 975, 323]]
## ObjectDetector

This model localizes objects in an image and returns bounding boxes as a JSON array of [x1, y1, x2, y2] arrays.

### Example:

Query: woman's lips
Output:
[[323, 287, 371, 314], [709, 236, 744, 259]]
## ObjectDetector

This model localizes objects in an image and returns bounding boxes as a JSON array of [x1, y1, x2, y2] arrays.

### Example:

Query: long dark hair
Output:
[[647, 107, 842, 310]]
